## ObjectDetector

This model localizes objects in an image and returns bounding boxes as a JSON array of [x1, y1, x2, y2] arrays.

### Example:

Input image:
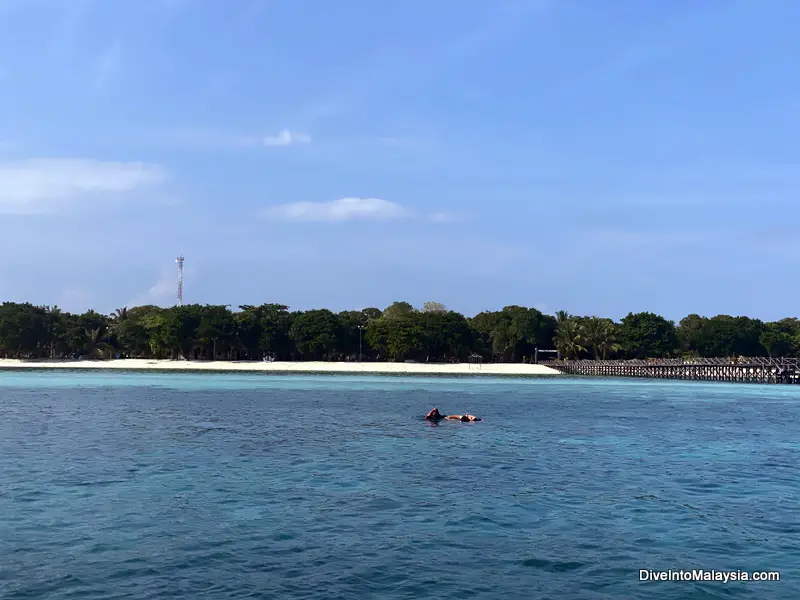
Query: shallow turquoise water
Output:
[[1, 371, 798, 599]]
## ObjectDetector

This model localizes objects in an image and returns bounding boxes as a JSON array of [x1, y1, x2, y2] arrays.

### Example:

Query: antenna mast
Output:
[[176, 255, 184, 306]]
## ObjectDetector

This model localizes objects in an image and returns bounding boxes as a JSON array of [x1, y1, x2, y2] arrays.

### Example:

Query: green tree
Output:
[[760, 319, 799, 357], [336, 310, 375, 360], [289, 309, 339, 360], [361, 307, 383, 321], [418, 310, 473, 362], [382, 301, 415, 319], [0, 298, 790, 363], [197, 305, 236, 359], [422, 301, 448, 314], [260, 304, 293, 359], [677, 313, 705, 355], [618, 312, 677, 359], [687, 315, 766, 357], [115, 306, 158, 357], [365, 313, 425, 362], [234, 306, 264, 360]]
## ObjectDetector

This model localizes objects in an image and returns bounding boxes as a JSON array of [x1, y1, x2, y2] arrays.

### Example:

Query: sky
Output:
[[0, 0, 798, 322]]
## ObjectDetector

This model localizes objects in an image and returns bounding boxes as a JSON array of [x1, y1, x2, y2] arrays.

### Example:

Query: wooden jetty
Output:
[[543, 357, 800, 385]]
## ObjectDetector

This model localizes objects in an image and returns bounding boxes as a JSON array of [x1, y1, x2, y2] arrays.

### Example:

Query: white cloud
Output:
[[263, 129, 311, 147], [0, 158, 166, 214], [264, 198, 465, 224], [125, 129, 430, 153], [126, 265, 177, 308], [265, 197, 407, 222], [125, 259, 200, 308]]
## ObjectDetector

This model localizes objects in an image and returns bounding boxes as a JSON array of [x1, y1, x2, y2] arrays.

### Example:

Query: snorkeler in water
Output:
[[424, 407, 446, 421], [445, 412, 481, 422], [425, 408, 481, 422]]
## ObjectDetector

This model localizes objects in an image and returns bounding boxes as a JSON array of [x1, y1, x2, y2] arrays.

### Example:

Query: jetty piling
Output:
[[543, 357, 800, 385]]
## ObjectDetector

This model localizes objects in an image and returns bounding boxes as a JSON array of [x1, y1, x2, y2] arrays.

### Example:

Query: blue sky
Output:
[[0, 0, 798, 322]]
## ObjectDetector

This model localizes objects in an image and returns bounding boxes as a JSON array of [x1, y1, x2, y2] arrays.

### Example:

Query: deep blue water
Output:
[[0, 371, 798, 599]]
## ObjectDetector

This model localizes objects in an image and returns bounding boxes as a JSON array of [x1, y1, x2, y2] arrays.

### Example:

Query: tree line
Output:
[[0, 300, 797, 362]]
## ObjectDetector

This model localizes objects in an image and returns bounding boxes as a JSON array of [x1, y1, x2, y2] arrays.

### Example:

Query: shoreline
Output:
[[0, 358, 560, 377]]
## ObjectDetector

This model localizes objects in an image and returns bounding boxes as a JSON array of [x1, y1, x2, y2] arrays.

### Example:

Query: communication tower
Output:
[[176, 255, 184, 306]]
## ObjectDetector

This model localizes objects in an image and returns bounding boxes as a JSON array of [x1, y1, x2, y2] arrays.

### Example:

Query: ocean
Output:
[[0, 371, 797, 599]]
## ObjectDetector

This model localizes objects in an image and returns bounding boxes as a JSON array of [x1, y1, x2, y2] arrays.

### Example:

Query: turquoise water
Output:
[[1, 371, 798, 599]]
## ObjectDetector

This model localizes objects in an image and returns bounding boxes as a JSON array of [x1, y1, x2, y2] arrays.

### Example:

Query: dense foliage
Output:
[[0, 300, 796, 362]]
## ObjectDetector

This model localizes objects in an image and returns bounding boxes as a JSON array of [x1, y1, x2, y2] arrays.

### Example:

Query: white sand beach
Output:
[[0, 358, 560, 376]]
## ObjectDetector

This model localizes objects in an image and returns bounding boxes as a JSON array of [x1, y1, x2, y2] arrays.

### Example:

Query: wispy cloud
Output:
[[264, 197, 465, 224], [126, 264, 178, 308], [0, 158, 166, 214], [265, 197, 406, 222], [120, 129, 431, 154], [263, 129, 311, 147]]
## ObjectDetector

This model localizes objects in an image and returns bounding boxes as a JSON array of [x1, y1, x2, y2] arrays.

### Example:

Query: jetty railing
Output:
[[541, 357, 800, 384]]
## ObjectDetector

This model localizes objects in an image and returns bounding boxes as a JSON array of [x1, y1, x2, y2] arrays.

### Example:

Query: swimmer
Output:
[[425, 407, 481, 422], [424, 407, 446, 421], [443, 411, 482, 422]]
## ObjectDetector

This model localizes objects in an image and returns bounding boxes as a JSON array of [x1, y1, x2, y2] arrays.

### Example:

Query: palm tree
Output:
[[554, 317, 586, 359], [84, 323, 113, 359], [583, 316, 621, 360], [595, 321, 621, 360]]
